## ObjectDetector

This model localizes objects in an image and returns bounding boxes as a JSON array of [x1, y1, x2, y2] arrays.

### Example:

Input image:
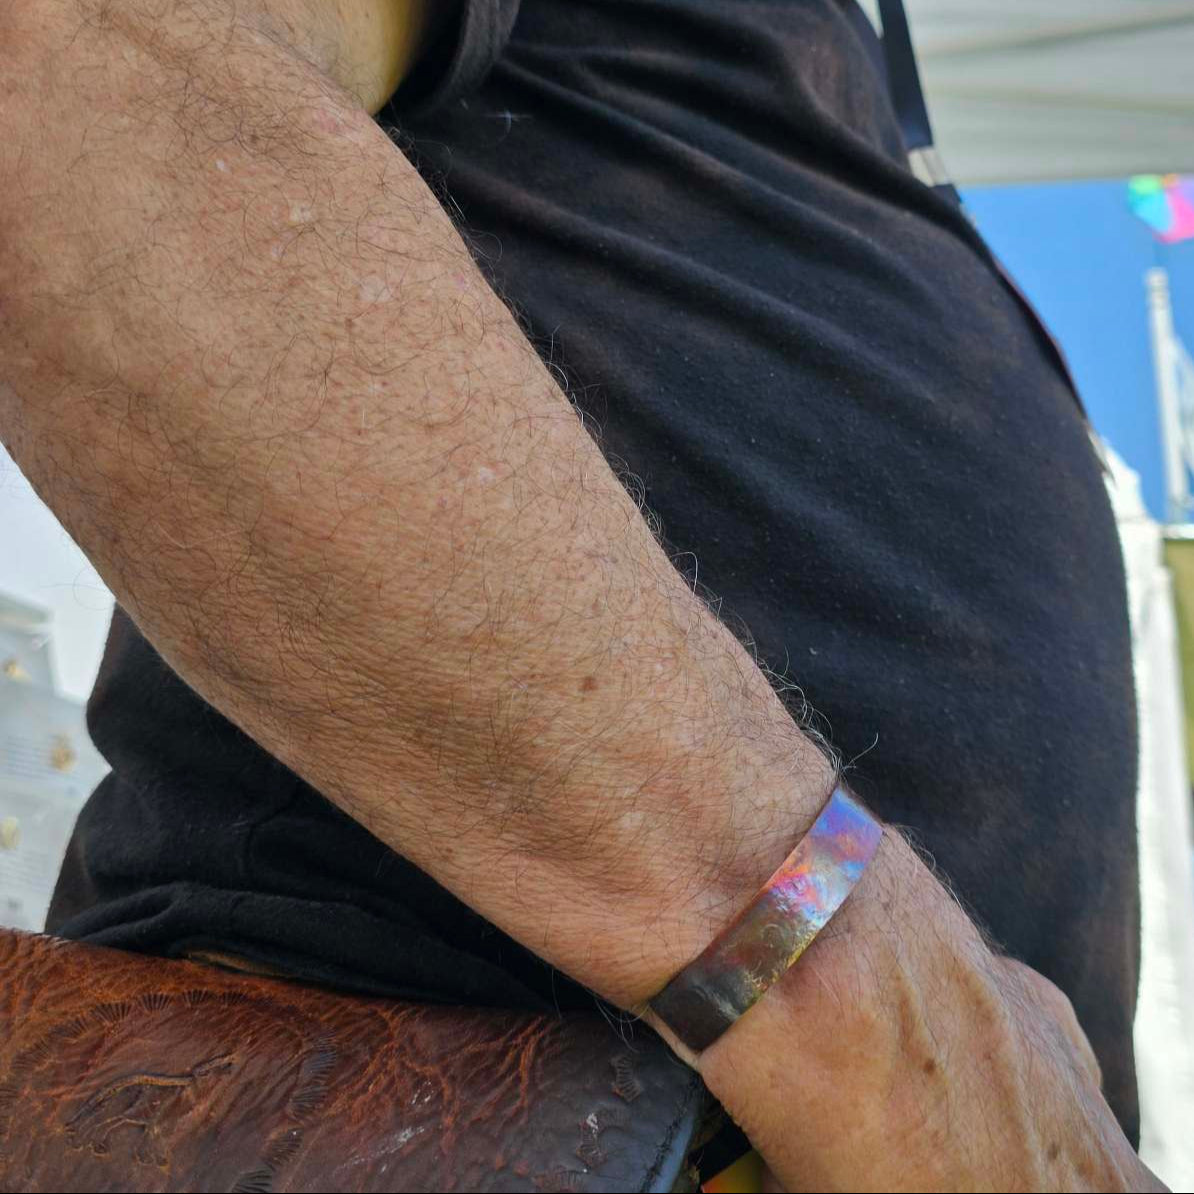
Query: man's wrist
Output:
[[639, 786, 882, 1057], [698, 825, 980, 1062], [690, 829, 985, 1161]]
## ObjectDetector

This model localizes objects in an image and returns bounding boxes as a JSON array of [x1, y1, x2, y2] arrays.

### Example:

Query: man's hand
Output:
[[700, 832, 1164, 1191], [0, 4, 1163, 1189]]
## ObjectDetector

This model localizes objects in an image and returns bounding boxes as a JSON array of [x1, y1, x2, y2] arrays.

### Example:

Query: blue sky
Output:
[[963, 179, 1194, 520]]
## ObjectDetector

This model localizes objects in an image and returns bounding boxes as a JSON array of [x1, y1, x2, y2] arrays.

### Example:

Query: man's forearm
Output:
[[0, 0, 834, 1003], [0, 7, 1157, 1189]]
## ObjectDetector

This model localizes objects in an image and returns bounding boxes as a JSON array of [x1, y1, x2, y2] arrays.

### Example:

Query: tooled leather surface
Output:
[[0, 930, 704, 1193]]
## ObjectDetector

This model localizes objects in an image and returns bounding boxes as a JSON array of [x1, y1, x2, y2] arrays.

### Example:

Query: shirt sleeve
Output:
[[389, 0, 521, 119]]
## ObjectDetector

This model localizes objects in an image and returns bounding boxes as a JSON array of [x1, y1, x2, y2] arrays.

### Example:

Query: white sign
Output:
[[0, 678, 108, 931]]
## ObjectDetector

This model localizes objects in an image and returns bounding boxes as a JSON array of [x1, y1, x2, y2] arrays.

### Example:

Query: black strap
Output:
[[878, 0, 959, 201], [877, 0, 935, 152]]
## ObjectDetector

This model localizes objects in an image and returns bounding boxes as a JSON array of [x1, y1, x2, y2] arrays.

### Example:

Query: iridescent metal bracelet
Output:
[[645, 786, 883, 1055]]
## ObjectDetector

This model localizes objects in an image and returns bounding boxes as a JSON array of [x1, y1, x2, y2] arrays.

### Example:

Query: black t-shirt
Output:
[[49, 0, 1140, 1138]]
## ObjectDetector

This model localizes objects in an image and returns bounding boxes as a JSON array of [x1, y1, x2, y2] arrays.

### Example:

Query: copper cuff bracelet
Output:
[[646, 786, 883, 1054]]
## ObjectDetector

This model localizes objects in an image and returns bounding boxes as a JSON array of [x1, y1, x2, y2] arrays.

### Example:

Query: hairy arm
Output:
[[2, 0, 833, 997], [0, 4, 1160, 1188]]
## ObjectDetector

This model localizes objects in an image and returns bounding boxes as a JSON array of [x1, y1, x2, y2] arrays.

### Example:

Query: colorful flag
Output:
[[1129, 174, 1194, 244]]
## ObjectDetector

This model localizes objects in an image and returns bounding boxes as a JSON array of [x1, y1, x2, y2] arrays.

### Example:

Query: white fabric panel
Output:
[[1105, 448, 1194, 1191], [857, 0, 1194, 183]]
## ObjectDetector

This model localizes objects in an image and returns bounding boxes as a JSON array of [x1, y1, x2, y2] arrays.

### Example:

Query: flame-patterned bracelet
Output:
[[644, 786, 883, 1056]]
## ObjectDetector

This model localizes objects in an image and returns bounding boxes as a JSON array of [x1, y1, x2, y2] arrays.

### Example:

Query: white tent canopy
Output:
[[859, 0, 1194, 184]]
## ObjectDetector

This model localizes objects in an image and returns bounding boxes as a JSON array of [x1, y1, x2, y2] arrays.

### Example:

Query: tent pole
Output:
[[1146, 267, 1188, 526]]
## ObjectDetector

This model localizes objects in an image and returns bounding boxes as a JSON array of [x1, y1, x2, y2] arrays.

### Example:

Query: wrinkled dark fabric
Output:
[[49, 0, 1140, 1141]]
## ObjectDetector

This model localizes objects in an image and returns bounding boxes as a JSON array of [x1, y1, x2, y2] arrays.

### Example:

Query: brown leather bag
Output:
[[0, 929, 708, 1193]]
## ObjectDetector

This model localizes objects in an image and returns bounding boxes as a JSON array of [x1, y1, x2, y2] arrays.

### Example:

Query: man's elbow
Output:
[[242, 0, 450, 115], [315, 0, 449, 115], [2, 0, 444, 119]]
